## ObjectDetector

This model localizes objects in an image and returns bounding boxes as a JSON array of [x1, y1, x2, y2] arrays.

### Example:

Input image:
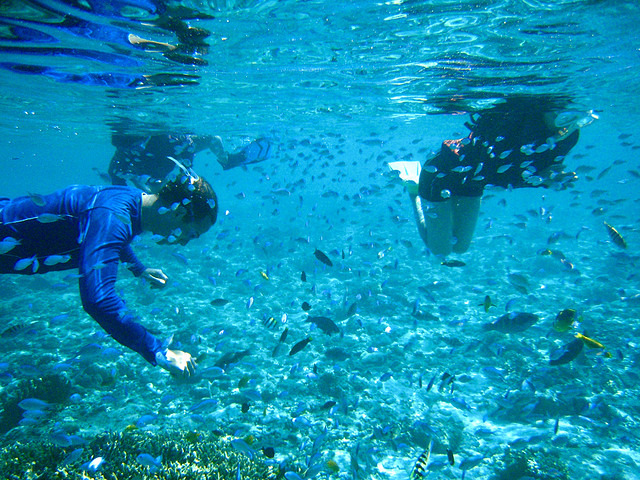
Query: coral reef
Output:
[[0, 373, 71, 434], [495, 447, 569, 480], [0, 429, 281, 479]]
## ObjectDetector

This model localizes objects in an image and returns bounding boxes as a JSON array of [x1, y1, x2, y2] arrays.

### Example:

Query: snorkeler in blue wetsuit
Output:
[[108, 132, 273, 191], [0, 173, 217, 377]]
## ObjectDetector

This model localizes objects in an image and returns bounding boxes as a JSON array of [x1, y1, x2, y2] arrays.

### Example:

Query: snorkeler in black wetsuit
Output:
[[408, 95, 597, 257], [108, 132, 273, 192]]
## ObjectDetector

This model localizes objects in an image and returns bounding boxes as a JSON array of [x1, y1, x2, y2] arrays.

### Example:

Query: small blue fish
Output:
[[43, 254, 71, 266], [50, 431, 73, 447], [0, 237, 20, 254], [284, 472, 304, 480], [28, 192, 46, 207], [230, 438, 254, 459], [14, 255, 37, 272], [61, 448, 83, 466], [36, 213, 63, 223], [172, 252, 188, 265], [189, 398, 219, 412], [18, 398, 50, 410], [136, 414, 157, 428], [136, 453, 162, 472]]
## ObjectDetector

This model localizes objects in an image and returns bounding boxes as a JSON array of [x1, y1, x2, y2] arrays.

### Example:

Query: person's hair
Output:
[[466, 94, 572, 149], [157, 175, 218, 224]]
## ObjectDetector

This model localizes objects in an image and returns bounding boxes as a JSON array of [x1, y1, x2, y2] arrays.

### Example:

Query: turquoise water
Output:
[[1, 1, 639, 479]]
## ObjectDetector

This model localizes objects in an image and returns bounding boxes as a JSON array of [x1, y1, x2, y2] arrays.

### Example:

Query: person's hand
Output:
[[142, 268, 168, 289], [156, 349, 197, 378]]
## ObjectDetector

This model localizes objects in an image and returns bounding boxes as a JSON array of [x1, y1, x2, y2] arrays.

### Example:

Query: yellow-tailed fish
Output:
[[575, 332, 605, 349], [260, 271, 269, 280]]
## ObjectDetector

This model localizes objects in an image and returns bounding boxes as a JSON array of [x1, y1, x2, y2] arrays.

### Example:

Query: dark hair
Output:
[[466, 94, 573, 149], [157, 176, 218, 224]]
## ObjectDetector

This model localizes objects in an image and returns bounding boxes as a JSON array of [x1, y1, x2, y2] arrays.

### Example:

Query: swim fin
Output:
[[221, 137, 273, 170], [238, 137, 272, 165], [388, 160, 422, 184]]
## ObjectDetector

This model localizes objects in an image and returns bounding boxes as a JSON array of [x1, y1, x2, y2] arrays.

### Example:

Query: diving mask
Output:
[[553, 110, 598, 140]]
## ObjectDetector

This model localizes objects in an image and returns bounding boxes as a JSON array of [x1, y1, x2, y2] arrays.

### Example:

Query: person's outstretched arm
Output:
[[78, 207, 195, 376]]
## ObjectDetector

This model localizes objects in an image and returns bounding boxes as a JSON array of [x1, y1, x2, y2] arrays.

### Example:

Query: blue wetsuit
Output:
[[0, 185, 163, 364]]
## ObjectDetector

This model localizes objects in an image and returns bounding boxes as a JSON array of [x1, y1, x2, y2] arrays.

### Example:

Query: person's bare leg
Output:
[[451, 196, 481, 253]]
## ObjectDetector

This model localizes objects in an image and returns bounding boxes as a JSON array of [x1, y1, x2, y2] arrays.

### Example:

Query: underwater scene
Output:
[[0, 0, 639, 479]]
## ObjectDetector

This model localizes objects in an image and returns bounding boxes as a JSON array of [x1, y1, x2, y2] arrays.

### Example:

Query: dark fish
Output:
[[289, 337, 311, 356], [549, 338, 584, 366], [484, 312, 538, 333], [314, 249, 333, 267], [410, 440, 432, 479], [320, 400, 337, 410], [596, 165, 612, 180], [447, 449, 455, 466], [1, 323, 32, 338], [426, 374, 436, 392], [241, 402, 250, 413], [262, 447, 275, 458], [210, 299, 229, 307], [301, 301, 312, 311], [279, 327, 289, 343], [345, 301, 358, 318], [439, 372, 455, 392], [215, 349, 251, 369], [604, 221, 627, 249], [507, 273, 529, 294], [301, 271, 307, 282], [306, 316, 340, 335], [441, 259, 466, 267]]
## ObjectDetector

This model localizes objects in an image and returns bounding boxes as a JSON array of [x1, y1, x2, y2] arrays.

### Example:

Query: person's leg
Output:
[[451, 196, 481, 253], [424, 200, 454, 257]]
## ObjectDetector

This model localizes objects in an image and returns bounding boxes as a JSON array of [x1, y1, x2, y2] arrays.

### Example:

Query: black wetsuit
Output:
[[419, 130, 579, 202], [108, 134, 211, 191]]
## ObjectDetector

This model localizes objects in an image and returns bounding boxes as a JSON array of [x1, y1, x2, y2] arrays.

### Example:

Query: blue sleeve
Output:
[[120, 244, 146, 277], [78, 208, 163, 365]]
